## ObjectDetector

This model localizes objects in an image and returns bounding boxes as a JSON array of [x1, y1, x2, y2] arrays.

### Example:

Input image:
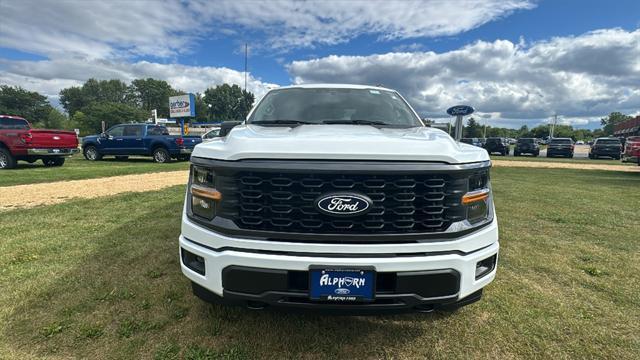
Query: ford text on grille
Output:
[[328, 198, 360, 211]]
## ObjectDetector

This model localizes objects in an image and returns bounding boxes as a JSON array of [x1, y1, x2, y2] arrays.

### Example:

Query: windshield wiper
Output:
[[322, 119, 392, 126], [250, 120, 314, 126]]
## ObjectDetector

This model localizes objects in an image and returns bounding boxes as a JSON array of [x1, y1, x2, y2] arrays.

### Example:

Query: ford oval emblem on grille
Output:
[[315, 193, 372, 217]]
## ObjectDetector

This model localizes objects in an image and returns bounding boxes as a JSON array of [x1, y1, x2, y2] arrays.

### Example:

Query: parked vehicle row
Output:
[[82, 123, 202, 163], [0, 115, 79, 169]]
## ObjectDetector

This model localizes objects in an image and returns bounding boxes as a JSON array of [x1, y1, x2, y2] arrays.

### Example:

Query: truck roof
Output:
[[0, 115, 26, 120], [274, 83, 396, 92]]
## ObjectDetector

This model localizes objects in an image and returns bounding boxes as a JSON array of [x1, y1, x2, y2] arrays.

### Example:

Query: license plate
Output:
[[309, 267, 375, 302]]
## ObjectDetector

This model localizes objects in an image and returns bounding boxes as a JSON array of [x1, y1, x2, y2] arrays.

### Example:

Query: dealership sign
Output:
[[169, 94, 196, 118], [446, 105, 475, 116]]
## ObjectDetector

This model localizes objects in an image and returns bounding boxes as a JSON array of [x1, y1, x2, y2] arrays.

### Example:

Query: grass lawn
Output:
[[0, 156, 190, 187], [0, 168, 638, 359]]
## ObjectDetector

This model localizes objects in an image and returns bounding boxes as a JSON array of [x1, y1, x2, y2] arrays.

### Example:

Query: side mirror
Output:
[[100, 132, 108, 138], [219, 121, 242, 137]]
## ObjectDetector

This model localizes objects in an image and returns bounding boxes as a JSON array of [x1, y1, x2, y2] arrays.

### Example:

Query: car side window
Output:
[[123, 125, 144, 137], [106, 126, 124, 137], [147, 126, 169, 136], [0, 118, 29, 130]]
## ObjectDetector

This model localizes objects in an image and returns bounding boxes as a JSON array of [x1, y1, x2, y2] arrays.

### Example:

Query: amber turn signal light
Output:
[[191, 185, 222, 201], [461, 188, 490, 205]]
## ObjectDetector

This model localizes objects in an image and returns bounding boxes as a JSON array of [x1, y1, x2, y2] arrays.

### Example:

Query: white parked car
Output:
[[201, 127, 221, 141], [180, 84, 499, 313]]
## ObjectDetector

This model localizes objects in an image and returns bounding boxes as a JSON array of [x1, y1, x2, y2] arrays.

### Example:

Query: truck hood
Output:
[[192, 124, 489, 164]]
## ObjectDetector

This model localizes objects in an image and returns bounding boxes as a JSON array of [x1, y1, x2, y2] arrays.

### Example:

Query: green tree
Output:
[[600, 112, 631, 135], [464, 117, 483, 138], [203, 84, 255, 121], [80, 102, 148, 134], [129, 78, 179, 118], [0, 85, 52, 123], [59, 78, 133, 117], [193, 93, 209, 122], [42, 108, 67, 129]]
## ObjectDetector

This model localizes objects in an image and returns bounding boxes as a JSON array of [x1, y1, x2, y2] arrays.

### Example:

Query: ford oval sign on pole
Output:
[[447, 105, 474, 142], [169, 94, 196, 118]]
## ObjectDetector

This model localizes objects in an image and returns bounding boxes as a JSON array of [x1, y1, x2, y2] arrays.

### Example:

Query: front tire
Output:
[[153, 147, 170, 163], [0, 148, 16, 169], [83, 146, 102, 161], [43, 157, 65, 167]]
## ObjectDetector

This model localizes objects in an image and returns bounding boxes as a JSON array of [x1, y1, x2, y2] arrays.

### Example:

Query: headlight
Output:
[[463, 169, 492, 225], [190, 166, 219, 220]]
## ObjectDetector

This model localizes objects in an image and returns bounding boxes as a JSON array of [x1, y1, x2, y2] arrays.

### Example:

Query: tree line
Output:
[[0, 79, 254, 135], [430, 112, 633, 141]]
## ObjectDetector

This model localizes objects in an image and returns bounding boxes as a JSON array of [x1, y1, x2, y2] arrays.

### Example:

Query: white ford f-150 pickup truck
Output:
[[180, 84, 498, 314]]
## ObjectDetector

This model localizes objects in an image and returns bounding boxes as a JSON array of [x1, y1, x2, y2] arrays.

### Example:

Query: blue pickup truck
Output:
[[82, 123, 202, 163]]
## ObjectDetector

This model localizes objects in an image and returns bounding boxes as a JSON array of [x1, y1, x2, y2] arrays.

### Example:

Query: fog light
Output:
[[475, 254, 497, 280], [181, 248, 205, 275]]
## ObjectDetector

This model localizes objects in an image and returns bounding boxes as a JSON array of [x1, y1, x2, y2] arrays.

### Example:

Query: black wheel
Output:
[[43, 157, 65, 167], [114, 156, 129, 161], [0, 148, 16, 169], [83, 146, 102, 161], [153, 147, 170, 163]]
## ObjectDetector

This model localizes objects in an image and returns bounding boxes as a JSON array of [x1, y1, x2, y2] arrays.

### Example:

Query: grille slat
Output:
[[217, 171, 467, 234]]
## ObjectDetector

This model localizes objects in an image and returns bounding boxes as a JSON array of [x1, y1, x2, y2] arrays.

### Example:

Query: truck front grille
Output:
[[216, 171, 468, 234]]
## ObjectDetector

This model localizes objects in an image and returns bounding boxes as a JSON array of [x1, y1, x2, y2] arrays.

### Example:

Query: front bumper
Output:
[[27, 148, 79, 156], [592, 150, 620, 157], [179, 215, 499, 313], [547, 149, 572, 156]]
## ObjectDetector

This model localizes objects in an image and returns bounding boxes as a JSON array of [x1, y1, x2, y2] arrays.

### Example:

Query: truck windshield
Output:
[[0, 118, 29, 130], [248, 88, 422, 127]]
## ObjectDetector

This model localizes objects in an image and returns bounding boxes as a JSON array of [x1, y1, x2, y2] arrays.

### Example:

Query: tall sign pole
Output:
[[244, 43, 248, 92], [447, 105, 475, 142]]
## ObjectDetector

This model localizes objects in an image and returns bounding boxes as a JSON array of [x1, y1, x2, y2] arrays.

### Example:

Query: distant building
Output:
[[614, 116, 640, 137]]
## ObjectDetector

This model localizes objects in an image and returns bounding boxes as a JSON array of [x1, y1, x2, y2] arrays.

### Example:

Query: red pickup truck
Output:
[[622, 136, 640, 166], [0, 115, 79, 169]]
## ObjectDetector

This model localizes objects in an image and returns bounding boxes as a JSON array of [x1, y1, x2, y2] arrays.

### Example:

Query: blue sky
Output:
[[177, 0, 640, 85], [1, 0, 639, 129]]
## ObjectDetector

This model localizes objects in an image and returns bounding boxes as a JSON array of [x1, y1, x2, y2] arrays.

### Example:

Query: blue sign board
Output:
[[169, 93, 196, 118], [446, 105, 475, 116]]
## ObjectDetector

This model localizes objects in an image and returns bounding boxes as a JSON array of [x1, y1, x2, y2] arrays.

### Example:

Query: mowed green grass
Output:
[[1, 168, 639, 359], [0, 156, 190, 187]]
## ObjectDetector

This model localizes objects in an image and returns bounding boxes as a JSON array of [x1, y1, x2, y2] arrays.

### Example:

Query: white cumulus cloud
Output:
[[288, 28, 640, 127]]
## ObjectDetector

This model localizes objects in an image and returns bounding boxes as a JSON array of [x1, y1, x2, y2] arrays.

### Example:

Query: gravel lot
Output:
[[0, 171, 188, 211]]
